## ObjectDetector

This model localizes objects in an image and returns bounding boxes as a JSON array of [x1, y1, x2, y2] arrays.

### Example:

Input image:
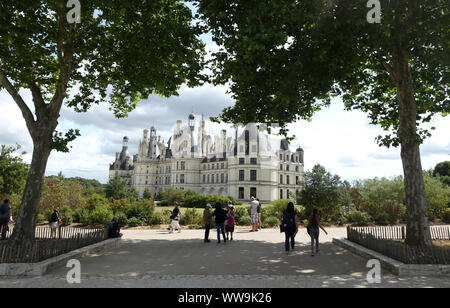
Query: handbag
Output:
[[58, 218, 62, 225]]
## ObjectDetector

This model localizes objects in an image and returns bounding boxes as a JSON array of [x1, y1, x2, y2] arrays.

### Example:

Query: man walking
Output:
[[0, 199, 13, 239], [212, 203, 227, 244], [203, 203, 213, 243]]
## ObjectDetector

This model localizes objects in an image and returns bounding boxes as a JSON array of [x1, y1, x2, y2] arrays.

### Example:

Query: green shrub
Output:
[[183, 194, 208, 208], [330, 211, 348, 226], [127, 217, 144, 227], [89, 204, 113, 225], [60, 206, 73, 226], [182, 208, 202, 225], [234, 207, 249, 222], [347, 210, 372, 226], [442, 208, 450, 223], [73, 207, 89, 224], [148, 212, 168, 225], [157, 200, 169, 207], [262, 216, 279, 228], [237, 215, 251, 226], [125, 199, 155, 224]]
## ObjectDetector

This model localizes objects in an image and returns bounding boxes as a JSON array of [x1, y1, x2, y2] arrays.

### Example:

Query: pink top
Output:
[[227, 210, 235, 227], [308, 215, 320, 227]]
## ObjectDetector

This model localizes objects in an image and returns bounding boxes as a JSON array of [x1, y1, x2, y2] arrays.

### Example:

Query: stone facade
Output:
[[109, 114, 304, 202]]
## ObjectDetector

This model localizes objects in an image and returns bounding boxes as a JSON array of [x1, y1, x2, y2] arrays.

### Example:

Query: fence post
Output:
[[401, 226, 406, 240]]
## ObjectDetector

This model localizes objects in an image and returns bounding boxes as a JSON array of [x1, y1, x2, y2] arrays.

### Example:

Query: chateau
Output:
[[109, 114, 304, 202]]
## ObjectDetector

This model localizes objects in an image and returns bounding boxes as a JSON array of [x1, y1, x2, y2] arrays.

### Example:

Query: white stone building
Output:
[[109, 114, 304, 202]]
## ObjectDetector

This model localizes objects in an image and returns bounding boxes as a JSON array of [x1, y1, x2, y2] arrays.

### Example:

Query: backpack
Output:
[[0, 204, 10, 221], [280, 212, 295, 232]]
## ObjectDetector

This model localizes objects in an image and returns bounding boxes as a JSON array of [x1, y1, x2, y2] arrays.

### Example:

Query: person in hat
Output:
[[225, 201, 235, 241], [203, 203, 213, 243]]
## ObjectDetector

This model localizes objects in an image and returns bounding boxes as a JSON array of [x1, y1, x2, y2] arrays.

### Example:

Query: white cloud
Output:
[[0, 85, 448, 184]]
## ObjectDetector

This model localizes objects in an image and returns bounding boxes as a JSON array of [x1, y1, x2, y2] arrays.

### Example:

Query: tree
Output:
[[197, 0, 449, 246], [297, 164, 348, 220], [433, 161, 450, 186], [105, 174, 128, 201], [0, 144, 29, 198], [143, 188, 153, 200], [0, 1, 205, 243]]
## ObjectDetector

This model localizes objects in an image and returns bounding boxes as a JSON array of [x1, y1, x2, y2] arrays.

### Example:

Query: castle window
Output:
[[280, 175, 283, 184], [239, 158, 245, 165], [239, 170, 245, 181], [207, 174, 210, 183], [286, 165, 290, 171], [180, 174, 185, 184], [296, 166, 299, 172], [250, 170, 257, 181], [280, 164, 283, 171], [286, 175, 290, 185], [250, 187, 257, 199], [250, 158, 257, 165], [239, 187, 245, 199], [203, 175, 206, 183], [180, 161, 185, 170], [280, 189, 283, 199], [221, 174, 224, 183], [296, 176, 299, 185]]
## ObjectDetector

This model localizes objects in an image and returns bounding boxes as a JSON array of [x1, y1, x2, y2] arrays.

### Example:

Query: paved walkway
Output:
[[1, 228, 448, 288]]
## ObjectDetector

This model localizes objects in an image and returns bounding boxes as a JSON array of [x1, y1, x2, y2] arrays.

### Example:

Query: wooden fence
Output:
[[347, 226, 450, 264], [0, 227, 108, 263], [348, 225, 450, 241]]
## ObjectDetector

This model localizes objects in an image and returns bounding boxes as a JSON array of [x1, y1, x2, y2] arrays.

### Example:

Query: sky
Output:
[[0, 8, 448, 184]]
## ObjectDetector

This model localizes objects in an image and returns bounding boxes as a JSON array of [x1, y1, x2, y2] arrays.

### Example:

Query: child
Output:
[[307, 209, 328, 256]]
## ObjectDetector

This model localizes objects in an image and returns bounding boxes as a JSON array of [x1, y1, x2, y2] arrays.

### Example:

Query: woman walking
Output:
[[225, 202, 235, 241], [307, 209, 328, 256], [49, 208, 60, 239], [169, 202, 181, 233], [280, 202, 298, 254]]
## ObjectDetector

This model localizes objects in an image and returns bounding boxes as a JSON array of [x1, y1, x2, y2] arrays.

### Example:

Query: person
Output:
[[169, 202, 181, 233], [307, 208, 328, 256], [108, 216, 123, 238], [49, 208, 60, 239], [0, 199, 12, 239], [280, 202, 298, 254], [249, 197, 259, 232], [225, 202, 235, 241], [256, 198, 262, 230], [212, 202, 227, 244], [203, 203, 213, 243]]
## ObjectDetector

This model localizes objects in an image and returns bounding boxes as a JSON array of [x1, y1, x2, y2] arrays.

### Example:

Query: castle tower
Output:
[[148, 126, 157, 158], [188, 114, 195, 158]]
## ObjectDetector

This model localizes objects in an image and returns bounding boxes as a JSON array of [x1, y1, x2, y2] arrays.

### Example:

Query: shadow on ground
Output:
[[47, 238, 376, 279]]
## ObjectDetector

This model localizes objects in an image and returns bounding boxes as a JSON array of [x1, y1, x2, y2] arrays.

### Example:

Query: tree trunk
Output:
[[394, 47, 432, 247], [10, 127, 53, 244]]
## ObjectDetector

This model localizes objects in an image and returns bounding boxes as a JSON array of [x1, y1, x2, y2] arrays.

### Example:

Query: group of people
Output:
[[202, 201, 236, 243], [280, 202, 328, 256]]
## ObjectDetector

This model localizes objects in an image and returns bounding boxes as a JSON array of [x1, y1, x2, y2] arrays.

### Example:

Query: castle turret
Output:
[[188, 114, 195, 158]]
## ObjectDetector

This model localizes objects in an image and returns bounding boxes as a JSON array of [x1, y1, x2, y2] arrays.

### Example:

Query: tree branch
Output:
[[0, 70, 36, 132]]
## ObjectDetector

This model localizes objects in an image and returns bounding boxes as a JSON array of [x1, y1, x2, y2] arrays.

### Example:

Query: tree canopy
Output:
[[0, 0, 206, 242], [195, 0, 449, 246], [0, 144, 29, 198]]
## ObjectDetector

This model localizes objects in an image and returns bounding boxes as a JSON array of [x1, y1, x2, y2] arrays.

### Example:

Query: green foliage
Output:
[[0, 144, 29, 198], [237, 215, 251, 226], [127, 217, 145, 228], [297, 165, 348, 220], [346, 211, 372, 226], [442, 209, 450, 224], [234, 207, 249, 223], [125, 199, 155, 225], [182, 208, 202, 225], [59, 206, 73, 226], [433, 161, 450, 186], [262, 216, 279, 228], [159, 187, 185, 206], [89, 204, 114, 225], [105, 174, 129, 200], [424, 175, 450, 220], [115, 212, 128, 227], [143, 188, 153, 200]]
